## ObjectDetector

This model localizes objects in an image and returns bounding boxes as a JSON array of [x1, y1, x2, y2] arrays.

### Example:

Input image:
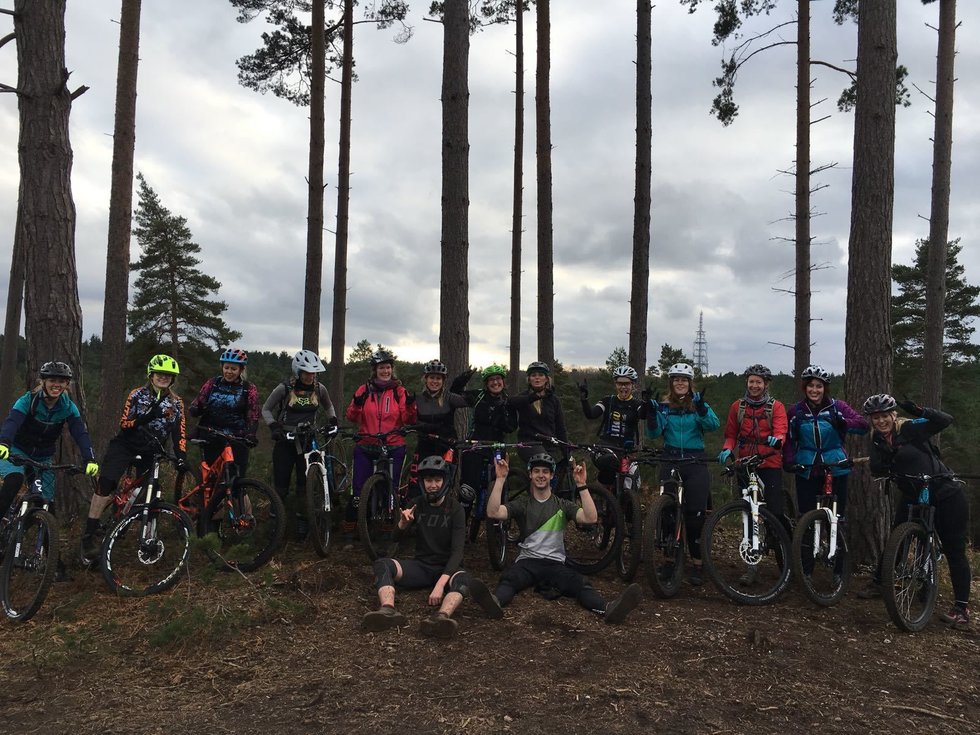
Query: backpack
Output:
[[736, 398, 774, 428]]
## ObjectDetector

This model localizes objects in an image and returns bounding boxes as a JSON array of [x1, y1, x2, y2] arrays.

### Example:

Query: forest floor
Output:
[[0, 528, 977, 735]]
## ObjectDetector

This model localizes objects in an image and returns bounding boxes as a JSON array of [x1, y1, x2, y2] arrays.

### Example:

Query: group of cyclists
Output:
[[0, 347, 971, 634]]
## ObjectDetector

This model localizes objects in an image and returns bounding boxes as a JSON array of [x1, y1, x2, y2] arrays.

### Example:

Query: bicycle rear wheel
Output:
[[617, 488, 643, 582], [882, 521, 938, 632], [102, 503, 192, 596], [564, 483, 623, 575], [702, 500, 791, 605], [358, 472, 400, 561], [0, 509, 59, 622], [791, 508, 851, 607], [642, 493, 685, 597], [305, 465, 332, 558], [199, 479, 286, 572]]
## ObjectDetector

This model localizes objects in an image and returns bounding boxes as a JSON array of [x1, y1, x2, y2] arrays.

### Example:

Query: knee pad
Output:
[[448, 571, 471, 596], [373, 558, 397, 589]]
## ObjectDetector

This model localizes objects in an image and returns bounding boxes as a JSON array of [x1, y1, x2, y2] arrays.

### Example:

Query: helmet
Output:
[[418, 455, 451, 504], [292, 349, 326, 377], [147, 354, 180, 376], [527, 452, 556, 473], [39, 361, 72, 380], [743, 364, 772, 381], [370, 350, 394, 366], [800, 365, 830, 384], [457, 483, 477, 503], [863, 393, 897, 415], [613, 365, 639, 381], [526, 361, 550, 375], [220, 347, 248, 365], [423, 359, 448, 376], [667, 363, 695, 379], [481, 363, 507, 382]]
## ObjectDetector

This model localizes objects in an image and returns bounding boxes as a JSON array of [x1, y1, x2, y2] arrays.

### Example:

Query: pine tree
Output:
[[892, 239, 980, 365], [128, 174, 241, 356]]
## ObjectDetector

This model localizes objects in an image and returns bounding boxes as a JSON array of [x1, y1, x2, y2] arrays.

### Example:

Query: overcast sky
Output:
[[1, 1, 978, 378]]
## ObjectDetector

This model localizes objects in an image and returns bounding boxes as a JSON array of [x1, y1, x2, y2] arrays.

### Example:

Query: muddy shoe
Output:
[[604, 583, 643, 625], [420, 613, 458, 639], [856, 580, 881, 599], [468, 578, 503, 619], [939, 605, 971, 630], [686, 565, 703, 587], [361, 606, 406, 633], [737, 566, 758, 586], [80, 533, 100, 564]]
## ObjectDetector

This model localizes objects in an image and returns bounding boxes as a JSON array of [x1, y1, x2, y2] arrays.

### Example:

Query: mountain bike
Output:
[[789, 458, 863, 607], [355, 428, 413, 561], [880, 472, 956, 632], [643, 455, 707, 598], [535, 436, 625, 575], [288, 421, 348, 558], [0, 456, 78, 622], [175, 428, 285, 572], [99, 439, 194, 596], [701, 453, 792, 605]]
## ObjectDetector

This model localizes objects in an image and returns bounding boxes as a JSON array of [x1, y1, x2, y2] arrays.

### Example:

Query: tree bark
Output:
[[97, 0, 141, 453], [794, 0, 811, 387], [628, 0, 651, 376], [15, 0, 87, 513], [329, 0, 353, 409], [922, 0, 956, 409], [439, 0, 470, 377], [535, 0, 554, 366], [0, 208, 26, 404], [508, 3, 525, 395], [843, 0, 898, 566], [303, 0, 326, 353]]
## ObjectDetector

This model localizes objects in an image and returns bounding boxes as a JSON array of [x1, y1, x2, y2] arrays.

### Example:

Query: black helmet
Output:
[[800, 365, 830, 384], [423, 359, 448, 376], [526, 361, 550, 375], [527, 452, 556, 473], [418, 456, 450, 504], [743, 364, 772, 381], [863, 393, 897, 415], [370, 350, 394, 366], [39, 361, 73, 379]]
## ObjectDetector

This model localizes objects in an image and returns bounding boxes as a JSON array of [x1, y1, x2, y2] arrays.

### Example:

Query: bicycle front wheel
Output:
[[701, 500, 791, 605], [0, 509, 59, 622], [199, 479, 286, 572], [358, 472, 400, 562], [882, 521, 938, 632], [642, 493, 685, 598], [305, 465, 332, 558], [102, 503, 193, 596], [791, 508, 851, 607], [617, 488, 644, 582], [564, 483, 623, 575]]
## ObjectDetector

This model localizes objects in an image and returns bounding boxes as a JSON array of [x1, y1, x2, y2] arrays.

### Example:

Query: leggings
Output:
[[660, 455, 711, 561]]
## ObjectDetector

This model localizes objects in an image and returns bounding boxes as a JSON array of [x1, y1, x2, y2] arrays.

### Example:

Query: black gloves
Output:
[[270, 422, 285, 442], [640, 384, 654, 402], [898, 399, 924, 417], [353, 390, 368, 407], [404, 390, 416, 405], [578, 381, 589, 401]]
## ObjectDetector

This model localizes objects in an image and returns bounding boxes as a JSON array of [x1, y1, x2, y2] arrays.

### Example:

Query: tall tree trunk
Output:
[[535, 0, 554, 366], [98, 0, 142, 452], [0, 211, 26, 404], [303, 0, 326, 353], [15, 0, 87, 514], [628, 0, 651, 376], [843, 0, 898, 566], [439, 0, 470, 377], [330, 0, 353, 408], [922, 0, 956, 409], [508, 2, 525, 395], [794, 0, 811, 386]]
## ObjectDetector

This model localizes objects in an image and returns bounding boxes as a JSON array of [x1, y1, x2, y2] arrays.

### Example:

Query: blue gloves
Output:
[[717, 449, 733, 465]]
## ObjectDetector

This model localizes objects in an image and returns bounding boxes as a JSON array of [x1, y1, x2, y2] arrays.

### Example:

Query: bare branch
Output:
[[811, 114, 831, 125], [767, 341, 795, 350], [0, 9, 15, 17], [70, 85, 89, 100], [0, 82, 16, 94], [732, 40, 795, 73], [912, 82, 936, 104], [0, 31, 14, 50], [810, 162, 837, 175], [810, 60, 856, 80]]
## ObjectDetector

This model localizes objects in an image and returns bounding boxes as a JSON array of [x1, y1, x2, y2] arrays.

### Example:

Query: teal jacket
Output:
[[646, 400, 720, 453]]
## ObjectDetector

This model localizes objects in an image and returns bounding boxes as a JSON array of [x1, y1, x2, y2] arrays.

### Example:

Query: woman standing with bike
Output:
[[718, 364, 788, 520], [345, 350, 416, 536], [189, 348, 260, 472], [782, 366, 867, 520], [861, 394, 971, 629], [646, 362, 719, 585], [412, 359, 469, 492], [81, 354, 188, 561], [509, 361, 568, 467], [262, 350, 336, 540], [579, 365, 648, 485]]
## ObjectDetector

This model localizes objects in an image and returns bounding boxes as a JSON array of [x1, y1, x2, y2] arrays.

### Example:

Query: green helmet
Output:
[[147, 354, 180, 377], [481, 363, 507, 382]]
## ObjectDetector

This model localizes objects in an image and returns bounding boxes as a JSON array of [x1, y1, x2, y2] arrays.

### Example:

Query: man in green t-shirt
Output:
[[486, 452, 642, 623]]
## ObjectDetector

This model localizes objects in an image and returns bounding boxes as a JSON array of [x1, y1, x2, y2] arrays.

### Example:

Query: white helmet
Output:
[[667, 363, 695, 379], [612, 365, 638, 381], [292, 349, 326, 377]]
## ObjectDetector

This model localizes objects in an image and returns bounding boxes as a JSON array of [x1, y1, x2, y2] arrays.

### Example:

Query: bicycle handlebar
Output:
[[7, 455, 85, 474], [192, 426, 258, 449]]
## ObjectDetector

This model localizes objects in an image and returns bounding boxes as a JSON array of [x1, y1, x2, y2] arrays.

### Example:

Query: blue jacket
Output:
[[784, 398, 868, 478], [646, 400, 719, 454], [0, 390, 95, 460]]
